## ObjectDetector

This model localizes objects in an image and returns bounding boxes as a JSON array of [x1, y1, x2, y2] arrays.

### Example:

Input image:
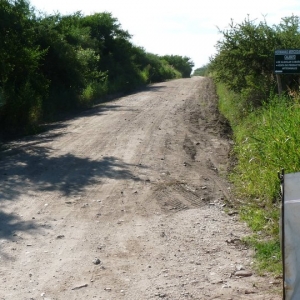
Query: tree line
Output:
[[209, 15, 300, 107], [0, 0, 194, 135]]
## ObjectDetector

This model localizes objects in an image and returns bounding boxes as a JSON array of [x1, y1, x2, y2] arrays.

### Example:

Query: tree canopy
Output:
[[0, 0, 194, 135], [210, 15, 300, 106]]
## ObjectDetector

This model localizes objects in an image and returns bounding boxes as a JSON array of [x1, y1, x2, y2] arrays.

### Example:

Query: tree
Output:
[[161, 55, 194, 78], [210, 15, 300, 106], [193, 64, 209, 76], [0, 0, 48, 131]]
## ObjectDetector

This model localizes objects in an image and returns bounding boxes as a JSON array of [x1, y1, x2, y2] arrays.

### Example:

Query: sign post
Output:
[[274, 49, 300, 95], [274, 49, 300, 74]]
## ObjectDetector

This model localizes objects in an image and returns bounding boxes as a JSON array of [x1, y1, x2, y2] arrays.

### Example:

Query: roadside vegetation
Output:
[[209, 15, 300, 275], [0, 0, 194, 137], [192, 64, 209, 76]]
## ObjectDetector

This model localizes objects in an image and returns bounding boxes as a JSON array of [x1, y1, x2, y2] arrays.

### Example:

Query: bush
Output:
[[0, 2, 193, 135], [217, 82, 300, 275], [211, 15, 300, 107], [0, 0, 49, 133]]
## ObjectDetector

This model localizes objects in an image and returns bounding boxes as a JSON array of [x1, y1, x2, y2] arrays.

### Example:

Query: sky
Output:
[[29, 0, 300, 70]]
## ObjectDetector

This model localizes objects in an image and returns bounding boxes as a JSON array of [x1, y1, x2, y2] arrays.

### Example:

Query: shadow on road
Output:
[[0, 211, 38, 240], [0, 209, 39, 259], [0, 144, 147, 244], [0, 91, 151, 252], [1, 144, 145, 201]]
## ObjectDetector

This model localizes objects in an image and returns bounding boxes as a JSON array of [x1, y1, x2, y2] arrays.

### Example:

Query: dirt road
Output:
[[0, 77, 281, 299]]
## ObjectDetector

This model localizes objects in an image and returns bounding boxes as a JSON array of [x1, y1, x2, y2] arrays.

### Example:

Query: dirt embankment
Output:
[[0, 77, 281, 299]]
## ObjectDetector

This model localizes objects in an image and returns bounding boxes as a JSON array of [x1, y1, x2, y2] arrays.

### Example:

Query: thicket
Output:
[[211, 15, 300, 107], [192, 64, 209, 76], [0, 0, 194, 136], [211, 16, 300, 274]]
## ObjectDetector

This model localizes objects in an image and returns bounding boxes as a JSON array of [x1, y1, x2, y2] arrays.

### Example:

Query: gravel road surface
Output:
[[0, 77, 281, 299]]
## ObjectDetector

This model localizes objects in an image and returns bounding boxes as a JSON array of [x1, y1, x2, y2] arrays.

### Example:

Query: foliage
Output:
[[243, 235, 282, 275], [234, 97, 300, 201], [217, 81, 300, 274], [143, 53, 182, 83], [162, 55, 194, 78], [0, 0, 48, 132], [192, 64, 209, 76], [213, 16, 300, 275], [210, 15, 300, 107], [0, 1, 190, 135]]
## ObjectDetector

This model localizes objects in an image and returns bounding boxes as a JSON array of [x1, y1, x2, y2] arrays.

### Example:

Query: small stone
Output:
[[270, 281, 281, 285], [71, 284, 88, 290], [56, 235, 65, 239], [235, 270, 253, 277], [236, 264, 245, 271], [228, 211, 238, 216], [93, 258, 101, 265]]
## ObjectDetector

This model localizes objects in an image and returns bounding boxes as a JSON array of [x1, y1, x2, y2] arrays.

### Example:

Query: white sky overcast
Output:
[[29, 0, 300, 69]]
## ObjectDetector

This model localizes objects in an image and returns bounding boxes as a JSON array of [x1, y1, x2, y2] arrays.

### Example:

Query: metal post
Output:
[[278, 169, 285, 299], [276, 74, 283, 96]]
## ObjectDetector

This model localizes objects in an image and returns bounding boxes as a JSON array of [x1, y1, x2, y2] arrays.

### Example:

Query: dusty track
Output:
[[0, 77, 281, 299]]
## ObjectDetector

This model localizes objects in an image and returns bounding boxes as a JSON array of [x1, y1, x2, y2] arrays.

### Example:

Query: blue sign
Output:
[[274, 49, 300, 74]]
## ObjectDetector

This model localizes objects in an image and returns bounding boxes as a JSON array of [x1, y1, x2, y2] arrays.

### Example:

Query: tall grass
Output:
[[233, 96, 300, 202], [217, 83, 300, 275]]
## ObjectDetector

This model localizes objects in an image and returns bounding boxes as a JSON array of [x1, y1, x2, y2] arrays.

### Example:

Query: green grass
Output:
[[243, 235, 282, 275], [233, 96, 300, 201], [216, 82, 300, 275]]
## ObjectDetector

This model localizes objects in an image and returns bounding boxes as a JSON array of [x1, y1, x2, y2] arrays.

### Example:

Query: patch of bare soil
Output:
[[0, 77, 281, 299]]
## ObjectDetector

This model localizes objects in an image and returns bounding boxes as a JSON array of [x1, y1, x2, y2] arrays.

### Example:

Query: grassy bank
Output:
[[216, 83, 300, 275]]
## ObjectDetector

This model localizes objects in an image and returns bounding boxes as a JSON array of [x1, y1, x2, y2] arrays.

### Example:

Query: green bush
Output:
[[193, 64, 209, 76], [211, 16, 300, 107], [217, 81, 300, 274], [0, 0, 49, 132], [161, 55, 194, 78], [233, 96, 300, 202], [0, 1, 193, 135]]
